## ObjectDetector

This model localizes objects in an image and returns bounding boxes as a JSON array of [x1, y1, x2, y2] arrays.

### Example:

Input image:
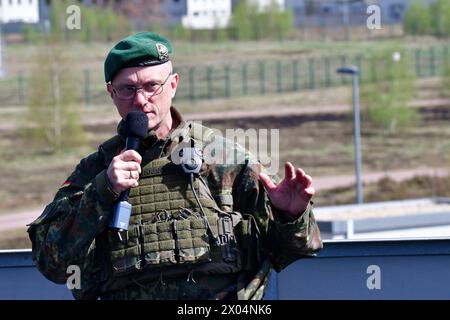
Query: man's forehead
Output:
[[113, 65, 167, 83]]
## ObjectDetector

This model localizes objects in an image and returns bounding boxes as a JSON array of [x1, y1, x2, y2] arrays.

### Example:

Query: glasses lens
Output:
[[117, 86, 136, 100], [115, 73, 171, 100]]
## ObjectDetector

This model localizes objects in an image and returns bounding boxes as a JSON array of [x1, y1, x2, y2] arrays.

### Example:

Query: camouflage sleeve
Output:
[[27, 148, 119, 294], [233, 160, 323, 273]]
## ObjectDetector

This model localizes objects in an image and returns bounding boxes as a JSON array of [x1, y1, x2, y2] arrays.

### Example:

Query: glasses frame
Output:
[[111, 72, 172, 101]]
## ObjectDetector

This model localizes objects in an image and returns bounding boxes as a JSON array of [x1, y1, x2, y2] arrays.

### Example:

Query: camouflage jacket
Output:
[[27, 107, 322, 300]]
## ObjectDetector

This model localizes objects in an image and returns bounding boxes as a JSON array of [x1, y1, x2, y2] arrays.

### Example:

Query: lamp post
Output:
[[337, 66, 362, 239], [0, 18, 4, 78]]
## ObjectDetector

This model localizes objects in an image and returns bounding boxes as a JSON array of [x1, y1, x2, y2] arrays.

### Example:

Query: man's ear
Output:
[[106, 83, 114, 99], [170, 73, 180, 98]]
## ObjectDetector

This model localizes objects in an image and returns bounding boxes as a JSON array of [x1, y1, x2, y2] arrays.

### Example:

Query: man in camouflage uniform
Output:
[[27, 32, 322, 300]]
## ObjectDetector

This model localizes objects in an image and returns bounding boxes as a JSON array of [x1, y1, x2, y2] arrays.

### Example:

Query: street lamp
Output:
[[337, 66, 362, 239]]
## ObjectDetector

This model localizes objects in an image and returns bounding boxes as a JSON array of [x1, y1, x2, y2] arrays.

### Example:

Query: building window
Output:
[[389, 4, 404, 22]]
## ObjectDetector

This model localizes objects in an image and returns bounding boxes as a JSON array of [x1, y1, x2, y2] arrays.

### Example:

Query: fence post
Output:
[[276, 61, 282, 93], [224, 65, 230, 98], [18, 72, 25, 105], [430, 47, 436, 77], [84, 69, 91, 106], [259, 61, 265, 95], [444, 45, 449, 65], [415, 49, 421, 78], [293, 59, 299, 91], [325, 57, 331, 87], [371, 57, 377, 83], [189, 66, 195, 101], [356, 55, 363, 83], [206, 66, 213, 100], [242, 63, 248, 95], [340, 55, 347, 85], [309, 58, 315, 89]]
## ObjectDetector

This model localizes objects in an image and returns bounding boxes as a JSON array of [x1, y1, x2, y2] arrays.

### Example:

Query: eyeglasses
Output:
[[111, 73, 172, 101]]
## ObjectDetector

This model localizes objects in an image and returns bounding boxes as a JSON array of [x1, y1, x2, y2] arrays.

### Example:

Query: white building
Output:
[[0, 0, 39, 24], [180, 0, 232, 29], [248, 0, 285, 11]]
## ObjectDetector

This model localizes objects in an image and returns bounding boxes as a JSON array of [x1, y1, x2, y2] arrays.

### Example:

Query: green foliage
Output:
[[430, 0, 450, 37], [403, 0, 431, 35], [170, 24, 192, 41], [441, 47, 450, 97], [231, 0, 253, 40], [22, 24, 40, 44], [362, 46, 418, 134], [404, 0, 450, 37], [23, 37, 86, 152], [46, 0, 132, 43], [49, 0, 64, 40], [79, 5, 96, 43], [230, 0, 294, 41]]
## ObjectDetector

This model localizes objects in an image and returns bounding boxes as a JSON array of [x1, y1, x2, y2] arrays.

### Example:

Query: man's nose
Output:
[[133, 90, 148, 108]]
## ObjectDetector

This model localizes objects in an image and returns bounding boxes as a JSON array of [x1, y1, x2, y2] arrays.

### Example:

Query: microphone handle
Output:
[[120, 136, 140, 202], [110, 136, 141, 232], [125, 136, 140, 151], [118, 189, 130, 202]]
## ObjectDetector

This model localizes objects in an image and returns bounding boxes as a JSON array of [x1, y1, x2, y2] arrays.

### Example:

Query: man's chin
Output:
[[147, 118, 161, 132]]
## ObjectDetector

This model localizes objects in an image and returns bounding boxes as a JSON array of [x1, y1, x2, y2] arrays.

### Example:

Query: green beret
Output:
[[104, 32, 173, 83]]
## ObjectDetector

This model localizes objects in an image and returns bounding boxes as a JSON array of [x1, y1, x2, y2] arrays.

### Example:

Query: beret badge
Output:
[[156, 43, 169, 61]]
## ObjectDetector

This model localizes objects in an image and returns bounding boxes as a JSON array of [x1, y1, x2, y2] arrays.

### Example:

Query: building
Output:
[[0, 0, 39, 24], [284, 0, 436, 28], [177, 0, 232, 29], [248, 0, 285, 11], [82, 0, 232, 30]]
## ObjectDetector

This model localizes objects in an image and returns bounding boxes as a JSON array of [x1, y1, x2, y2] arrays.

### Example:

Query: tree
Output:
[[230, 0, 294, 41], [230, 0, 253, 40], [23, 37, 86, 152], [430, 0, 450, 37], [403, 0, 431, 35], [361, 46, 418, 134]]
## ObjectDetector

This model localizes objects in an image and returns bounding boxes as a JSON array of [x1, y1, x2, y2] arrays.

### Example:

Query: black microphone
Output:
[[110, 111, 148, 235]]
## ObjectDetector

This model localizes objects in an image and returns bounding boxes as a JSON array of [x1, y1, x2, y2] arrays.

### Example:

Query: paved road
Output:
[[1, 167, 447, 232]]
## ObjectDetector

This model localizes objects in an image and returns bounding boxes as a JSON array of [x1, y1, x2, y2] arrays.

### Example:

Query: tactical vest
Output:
[[101, 122, 261, 292]]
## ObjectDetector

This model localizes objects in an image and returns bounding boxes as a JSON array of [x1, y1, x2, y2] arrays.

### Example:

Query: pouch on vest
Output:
[[108, 225, 141, 277], [141, 213, 212, 268]]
